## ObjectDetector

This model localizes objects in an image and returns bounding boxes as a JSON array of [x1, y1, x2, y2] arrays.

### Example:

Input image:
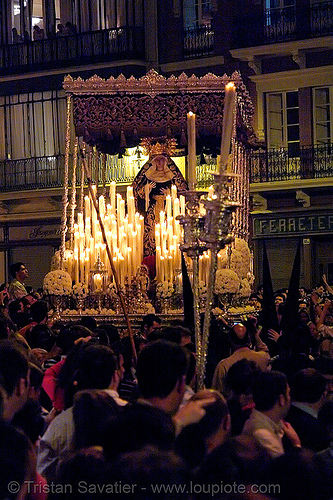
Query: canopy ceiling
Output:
[[63, 70, 257, 155]]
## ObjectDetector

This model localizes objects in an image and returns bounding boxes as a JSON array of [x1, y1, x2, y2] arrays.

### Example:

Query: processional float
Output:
[[58, 70, 256, 387]]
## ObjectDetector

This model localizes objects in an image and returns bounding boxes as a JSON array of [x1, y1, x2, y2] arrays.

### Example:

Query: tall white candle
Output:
[[165, 195, 172, 219], [220, 82, 236, 172], [99, 195, 106, 219], [171, 184, 177, 202], [74, 248, 79, 284], [84, 196, 91, 220], [180, 195, 186, 215], [187, 111, 196, 190], [85, 251, 90, 287], [110, 182, 116, 216]]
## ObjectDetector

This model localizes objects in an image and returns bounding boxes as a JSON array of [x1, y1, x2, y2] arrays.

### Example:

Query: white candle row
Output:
[[69, 185, 144, 288], [155, 194, 186, 283]]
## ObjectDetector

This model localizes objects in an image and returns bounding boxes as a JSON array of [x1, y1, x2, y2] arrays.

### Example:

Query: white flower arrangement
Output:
[[234, 237, 251, 257], [43, 270, 72, 296], [72, 282, 88, 298], [215, 269, 240, 295], [247, 272, 255, 286], [238, 278, 252, 298], [156, 281, 174, 299], [230, 248, 250, 279]]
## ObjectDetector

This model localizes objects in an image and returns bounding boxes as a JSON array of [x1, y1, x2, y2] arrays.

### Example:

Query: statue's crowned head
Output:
[[141, 137, 177, 158]]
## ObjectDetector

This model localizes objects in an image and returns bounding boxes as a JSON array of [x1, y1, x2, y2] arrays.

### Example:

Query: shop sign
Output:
[[9, 225, 61, 241], [253, 213, 333, 237]]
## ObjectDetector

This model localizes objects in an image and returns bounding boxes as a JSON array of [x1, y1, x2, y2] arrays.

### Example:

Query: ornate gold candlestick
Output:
[[199, 170, 239, 389], [177, 173, 239, 389], [177, 189, 207, 382]]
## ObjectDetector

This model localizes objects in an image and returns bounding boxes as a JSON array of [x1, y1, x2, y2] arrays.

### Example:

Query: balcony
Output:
[[0, 154, 143, 193], [234, 1, 333, 48], [2, 145, 331, 194], [0, 27, 145, 76], [183, 25, 214, 58], [250, 144, 333, 183]]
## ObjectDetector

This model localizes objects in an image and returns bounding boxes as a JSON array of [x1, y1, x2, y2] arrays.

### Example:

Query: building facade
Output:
[[0, 0, 332, 290]]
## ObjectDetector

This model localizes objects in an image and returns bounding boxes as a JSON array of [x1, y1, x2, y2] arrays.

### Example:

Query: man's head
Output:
[[274, 294, 285, 307], [30, 300, 48, 323], [140, 313, 162, 338], [289, 368, 327, 405], [187, 389, 230, 454], [0, 340, 29, 421], [10, 262, 28, 282], [0, 421, 35, 500], [229, 323, 250, 350], [252, 371, 290, 418], [75, 343, 120, 391], [136, 340, 188, 413], [313, 357, 333, 402]]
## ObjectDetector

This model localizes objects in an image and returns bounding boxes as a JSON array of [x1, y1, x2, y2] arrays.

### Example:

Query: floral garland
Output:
[[43, 270, 72, 296]]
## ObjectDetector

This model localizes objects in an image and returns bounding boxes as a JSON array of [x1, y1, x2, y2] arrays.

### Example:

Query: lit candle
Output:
[[187, 111, 196, 190], [220, 82, 236, 172], [84, 196, 91, 220], [99, 195, 106, 219], [74, 224, 79, 253], [94, 273, 102, 292], [110, 181, 116, 216], [155, 224, 161, 249], [171, 184, 177, 202], [120, 199, 125, 222], [160, 256, 165, 282], [165, 195, 172, 219], [84, 217, 91, 247], [78, 212, 84, 230], [116, 194, 122, 226], [173, 198, 180, 218], [85, 251, 90, 287], [74, 248, 79, 284], [80, 254, 85, 284], [89, 237, 95, 267], [156, 246, 161, 281], [180, 195, 186, 215]]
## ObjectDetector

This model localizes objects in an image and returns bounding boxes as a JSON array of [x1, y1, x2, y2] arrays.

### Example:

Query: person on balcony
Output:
[[11, 27, 21, 44]]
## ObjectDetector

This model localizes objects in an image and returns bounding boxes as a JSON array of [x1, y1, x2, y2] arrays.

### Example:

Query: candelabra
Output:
[[177, 190, 208, 376], [177, 172, 239, 390]]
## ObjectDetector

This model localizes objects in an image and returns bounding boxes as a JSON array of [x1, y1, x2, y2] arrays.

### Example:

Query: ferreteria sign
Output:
[[253, 213, 333, 238]]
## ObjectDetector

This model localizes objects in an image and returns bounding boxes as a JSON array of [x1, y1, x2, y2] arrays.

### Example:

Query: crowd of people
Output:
[[11, 22, 77, 44], [0, 262, 332, 499]]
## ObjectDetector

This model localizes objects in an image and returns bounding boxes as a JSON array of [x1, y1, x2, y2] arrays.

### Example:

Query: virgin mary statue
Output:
[[132, 137, 188, 257]]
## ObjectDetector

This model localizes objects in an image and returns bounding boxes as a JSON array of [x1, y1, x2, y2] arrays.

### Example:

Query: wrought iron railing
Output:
[[1, 146, 332, 193], [250, 144, 333, 183], [0, 26, 145, 76], [183, 25, 214, 58], [0, 154, 141, 192], [0, 155, 65, 191], [234, 1, 333, 47]]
